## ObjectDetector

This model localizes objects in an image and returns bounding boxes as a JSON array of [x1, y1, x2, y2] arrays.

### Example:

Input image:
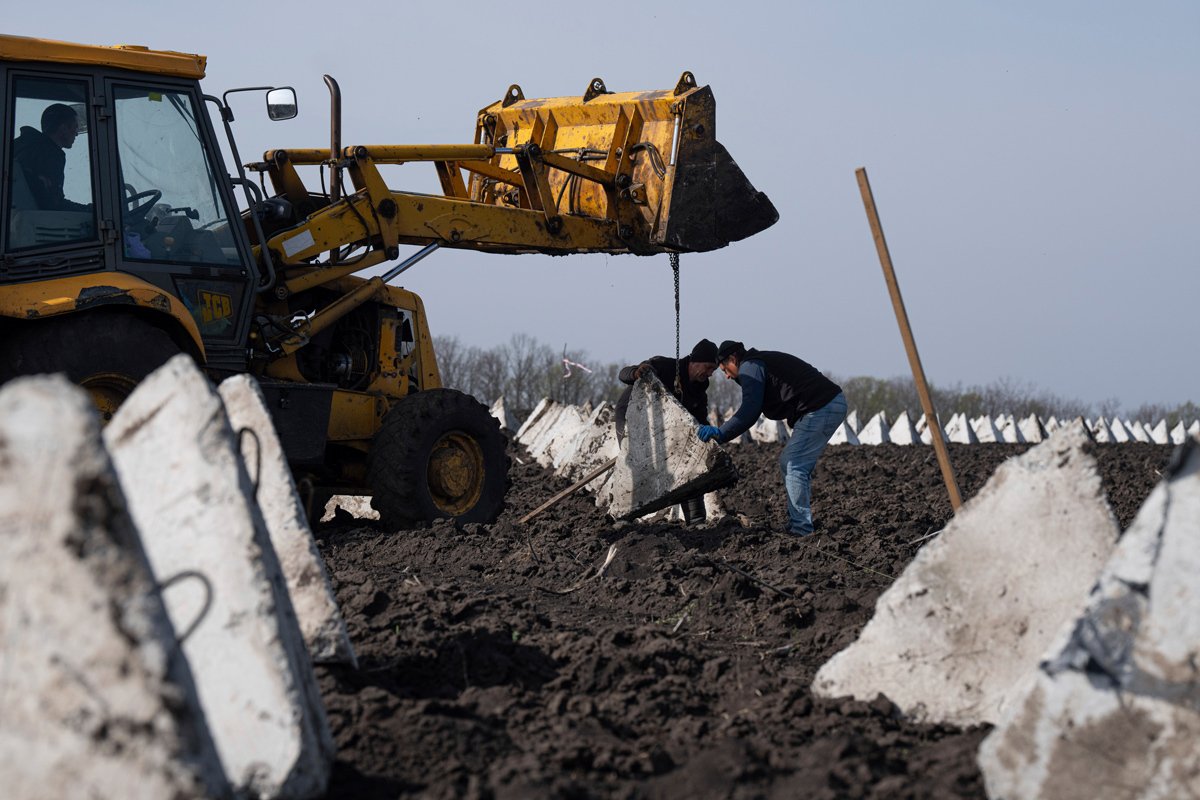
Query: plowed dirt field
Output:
[[316, 441, 1169, 799]]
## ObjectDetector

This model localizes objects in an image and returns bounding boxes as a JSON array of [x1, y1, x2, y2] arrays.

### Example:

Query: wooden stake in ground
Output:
[[519, 458, 617, 524], [856, 167, 963, 511]]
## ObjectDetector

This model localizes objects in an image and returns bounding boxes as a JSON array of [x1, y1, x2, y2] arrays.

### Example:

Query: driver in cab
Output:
[[12, 103, 90, 212]]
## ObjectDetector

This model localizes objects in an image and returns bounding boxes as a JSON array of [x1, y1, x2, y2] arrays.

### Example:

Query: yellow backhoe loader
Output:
[[0, 34, 776, 526]]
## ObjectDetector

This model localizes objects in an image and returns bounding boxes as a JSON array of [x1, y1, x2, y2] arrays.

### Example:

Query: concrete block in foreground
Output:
[[978, 436, 1200, 799], [219, 375, 357, 668], [105, 356, 334, 799], [812, 422, 1118, 726], [0, 377, 226, 800], [604, 373, 736, 519]]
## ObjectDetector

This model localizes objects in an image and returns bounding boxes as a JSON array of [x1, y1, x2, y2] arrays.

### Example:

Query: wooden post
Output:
[[519, 458, 617, 525], [856, 167, 963, 511]]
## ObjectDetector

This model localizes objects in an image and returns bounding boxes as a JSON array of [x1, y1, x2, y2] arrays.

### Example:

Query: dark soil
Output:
[[315, 441, 1170, 799]]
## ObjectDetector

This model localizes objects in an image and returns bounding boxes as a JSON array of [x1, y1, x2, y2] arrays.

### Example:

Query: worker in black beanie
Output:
[[614, 338, 719, 442], [697, 340, 846, 536]]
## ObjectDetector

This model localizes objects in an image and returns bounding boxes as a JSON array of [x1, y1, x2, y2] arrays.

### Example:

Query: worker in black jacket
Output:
[[697, 340, 846, 536], [614, 338, 719, 442]]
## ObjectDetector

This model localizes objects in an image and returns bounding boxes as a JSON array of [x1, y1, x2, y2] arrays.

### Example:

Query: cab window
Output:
[[5, 76, 96, 251], [113, 84, 241, 266]]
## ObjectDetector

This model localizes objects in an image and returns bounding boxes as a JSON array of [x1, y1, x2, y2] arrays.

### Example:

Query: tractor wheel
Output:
[[367, 388, 510, 528], [0, 311, 181, 422]]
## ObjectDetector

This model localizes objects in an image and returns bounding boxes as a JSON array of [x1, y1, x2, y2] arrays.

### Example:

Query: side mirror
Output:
[[266, 87, 297, 121]]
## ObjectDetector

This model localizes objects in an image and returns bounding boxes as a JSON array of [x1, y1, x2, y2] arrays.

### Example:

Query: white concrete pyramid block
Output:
[[1018, 413, 1046, 443], [1190, 420, 1200, 437], [972, 415, 1004, 443], [997, 414, 1025, 443], [945, 413, 979, 444], [0, 377, 227, 800], [1130, 420, 1152, 443], [1108, 416, 1132, 443], [845, 409, 860, 433], [915, 413, 928, 432], [1044, 415, 1061, 433], [979, 437, 1200, 800], [813, 422, 1119, 726], [219, 376, 356, 667], [1170, 421, 1188, 445], [515, 397, 555, 443], [888, 410, 920, 445], [105, 356, 333, 799], [858, 411, 891, 445], [749, 417, 787, 444], [489, 395, 519, 433], [1149, 419, 1170, 445], [1091, 416, 1115, 443], [828, 420, 861, 446], [603, 373, 737, 519]]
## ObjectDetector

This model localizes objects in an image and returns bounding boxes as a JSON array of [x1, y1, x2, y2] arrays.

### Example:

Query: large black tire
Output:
[[0, 311, 181, 421], [367, 388, 510, 528]]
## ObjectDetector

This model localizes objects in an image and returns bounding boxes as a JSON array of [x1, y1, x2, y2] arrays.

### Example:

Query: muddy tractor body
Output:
[[0, 34, 776, 525]]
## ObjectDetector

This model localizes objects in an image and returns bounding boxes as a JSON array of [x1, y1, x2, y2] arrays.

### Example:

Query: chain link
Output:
[[670, 252, 682, 394]]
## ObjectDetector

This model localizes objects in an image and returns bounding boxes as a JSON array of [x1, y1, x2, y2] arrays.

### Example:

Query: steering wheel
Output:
[[123, 184, 162, 224]]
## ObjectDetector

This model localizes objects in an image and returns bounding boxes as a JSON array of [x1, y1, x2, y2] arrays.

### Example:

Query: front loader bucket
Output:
[[472, 73, 777, 254]]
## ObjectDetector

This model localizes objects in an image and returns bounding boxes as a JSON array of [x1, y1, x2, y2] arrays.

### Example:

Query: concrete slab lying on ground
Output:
[[515, 398, 562, 447], [105, 356, 334, 800], [812, 422, 1119, 726], [603, 372, 737, 519], [219, 375, 357, 668], [978, 436, 1200, 800], [0, 376, 227, 800], [554, 402, 619, 488], [529, 404, 589, 468]]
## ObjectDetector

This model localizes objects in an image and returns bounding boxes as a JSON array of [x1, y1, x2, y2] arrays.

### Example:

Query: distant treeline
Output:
[[435, 334, 1199, 427]]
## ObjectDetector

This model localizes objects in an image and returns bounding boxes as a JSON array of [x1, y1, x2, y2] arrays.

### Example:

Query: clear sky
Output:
[[10, 1, 1198, 409]]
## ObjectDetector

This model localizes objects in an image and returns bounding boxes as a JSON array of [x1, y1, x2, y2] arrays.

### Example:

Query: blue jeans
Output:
[[780, 392, 847, 534]]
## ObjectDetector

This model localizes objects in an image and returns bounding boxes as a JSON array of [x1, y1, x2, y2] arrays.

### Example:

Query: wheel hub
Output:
[[81, 372, 139, 422], [427, 431, 485, 515]]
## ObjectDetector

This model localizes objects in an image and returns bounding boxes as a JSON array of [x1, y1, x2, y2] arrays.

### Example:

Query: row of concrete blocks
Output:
[[0, 356, 356, 799], [498, 375, 735, 520], [810, 422, 1200, 799]]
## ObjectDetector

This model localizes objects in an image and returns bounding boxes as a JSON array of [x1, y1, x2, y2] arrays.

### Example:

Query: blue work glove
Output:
[[697, 425, 722, 443]]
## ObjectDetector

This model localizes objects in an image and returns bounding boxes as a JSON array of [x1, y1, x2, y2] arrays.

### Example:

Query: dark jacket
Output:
[[12, 126, 88, 212], [615, 355, 709, 438], [739, 349, 841, 427]]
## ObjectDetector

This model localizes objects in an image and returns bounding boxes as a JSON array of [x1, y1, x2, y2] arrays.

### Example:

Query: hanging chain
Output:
[[670, 252, 682, 395]]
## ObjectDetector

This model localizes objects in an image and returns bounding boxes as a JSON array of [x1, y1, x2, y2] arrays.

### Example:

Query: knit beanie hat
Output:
[[716, 340, 745, 361], [689, 338, 718, 364]]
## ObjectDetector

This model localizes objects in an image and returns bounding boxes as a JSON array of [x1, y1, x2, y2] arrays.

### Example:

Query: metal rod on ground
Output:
[[519, 458, 618, 524], [855, 167, 963, 511]]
